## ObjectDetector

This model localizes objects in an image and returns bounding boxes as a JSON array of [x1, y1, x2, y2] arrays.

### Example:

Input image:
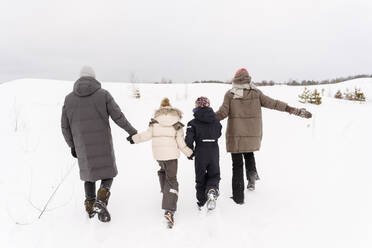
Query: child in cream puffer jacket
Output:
[[130, 98, 193, 227]]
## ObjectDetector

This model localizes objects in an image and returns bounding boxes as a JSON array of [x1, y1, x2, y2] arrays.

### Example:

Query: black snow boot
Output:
[[230, 196, 244, 205], [85, 199, 96, 218], [164, 210, 175, 228], [197, 202, 204, 211], [93, 187, 111, 222]]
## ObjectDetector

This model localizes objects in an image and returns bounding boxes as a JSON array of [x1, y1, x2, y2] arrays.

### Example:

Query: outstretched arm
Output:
[[106, 92, 137, 135], [61, 105, 74, 148], [215, 91, 231, 121], [259, 90, 311, 118], [259, 90, 288, 112]]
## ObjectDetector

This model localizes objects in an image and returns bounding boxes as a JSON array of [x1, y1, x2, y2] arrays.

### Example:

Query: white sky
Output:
[[1, 0, 372, 83]]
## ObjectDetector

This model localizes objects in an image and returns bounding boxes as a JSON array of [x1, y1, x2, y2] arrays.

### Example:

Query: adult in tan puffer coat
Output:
[[216, 68, 312, 204], [130, 98, 193, 227]]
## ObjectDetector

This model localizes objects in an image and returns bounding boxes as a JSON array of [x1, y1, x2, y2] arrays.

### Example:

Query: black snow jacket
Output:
[[185, 107, 222, 150]]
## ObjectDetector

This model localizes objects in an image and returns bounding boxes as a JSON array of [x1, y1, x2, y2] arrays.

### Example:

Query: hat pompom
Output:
[[160, 98, 171, 107]]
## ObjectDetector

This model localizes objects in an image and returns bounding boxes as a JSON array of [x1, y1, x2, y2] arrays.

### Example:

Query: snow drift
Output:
[[0, 78, 371, 248]]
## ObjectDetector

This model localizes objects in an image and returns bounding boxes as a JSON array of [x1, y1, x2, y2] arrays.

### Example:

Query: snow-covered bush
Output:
[[334, 90, 343, 99], [343, 88, 366, 102], [353, 88, 366, 101], [129, 73, 141, 99], [133, 88, 141, 99], [299, 88, 322, 105], [298, 87, 310, 103], [309, 89, 322, 105]]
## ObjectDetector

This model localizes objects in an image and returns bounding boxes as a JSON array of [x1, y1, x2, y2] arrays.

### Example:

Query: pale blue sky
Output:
[[1, 0, 371, 83]]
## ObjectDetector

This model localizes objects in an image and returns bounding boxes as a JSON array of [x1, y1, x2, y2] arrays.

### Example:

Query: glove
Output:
[[188, 153, 194, 160], [288, 107, 312, 119], [71, 147, 77, 158], [295, 108, 312, 119], [127, 135, 135, 144]]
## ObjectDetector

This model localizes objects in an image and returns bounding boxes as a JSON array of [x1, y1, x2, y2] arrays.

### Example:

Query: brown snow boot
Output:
[[164, 210, 175, 228], [85, 199, 96, 218], [93, 187, 111, 222]]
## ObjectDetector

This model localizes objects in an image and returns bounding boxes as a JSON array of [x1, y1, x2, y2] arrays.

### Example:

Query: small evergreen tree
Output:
[[133, 88, 141, 99], [298, 87, 310, 103], [334, 90, 343, 99], [309, 89, 322, 105], [354, 88, 366, 101]]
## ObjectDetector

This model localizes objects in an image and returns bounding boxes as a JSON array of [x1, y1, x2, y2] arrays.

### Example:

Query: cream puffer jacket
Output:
[[132, 107, 193, 161]]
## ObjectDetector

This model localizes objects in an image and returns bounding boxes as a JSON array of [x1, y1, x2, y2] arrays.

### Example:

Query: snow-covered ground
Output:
[[0, 78, 371, 248]]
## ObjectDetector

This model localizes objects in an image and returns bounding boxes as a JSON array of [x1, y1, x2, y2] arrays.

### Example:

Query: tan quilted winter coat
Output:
[[216, 88, 288, 153], [132, 107, 193, 161]]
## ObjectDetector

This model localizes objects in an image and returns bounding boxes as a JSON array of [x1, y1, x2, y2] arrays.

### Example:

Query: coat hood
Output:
[[73, 77, 101, 97], [154, 107, 183, 126], [194, 107, 217, 123]]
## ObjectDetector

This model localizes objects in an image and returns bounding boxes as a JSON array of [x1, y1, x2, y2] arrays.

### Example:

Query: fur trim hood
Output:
[[154, 106, 183, 127], [154, 106, 183, 119]]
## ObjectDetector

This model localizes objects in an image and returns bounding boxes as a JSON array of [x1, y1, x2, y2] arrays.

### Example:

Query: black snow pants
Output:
[[231, 152, 258, 203], [84, 178, 113, 200], [194, 144, 220, 206]]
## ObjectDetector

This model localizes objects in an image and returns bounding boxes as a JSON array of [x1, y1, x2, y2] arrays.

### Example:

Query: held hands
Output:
[[71, 147, 77, 158], [188, 152, 194, 160], [127, 135, 135, 144], [127, 131, 137, 144]]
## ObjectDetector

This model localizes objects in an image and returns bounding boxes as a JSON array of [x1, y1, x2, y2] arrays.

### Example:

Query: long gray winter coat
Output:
[[61, 77, 137, 182]]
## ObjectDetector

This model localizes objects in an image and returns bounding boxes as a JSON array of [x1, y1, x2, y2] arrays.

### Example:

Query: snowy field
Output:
[[0, 78, 371, 248]]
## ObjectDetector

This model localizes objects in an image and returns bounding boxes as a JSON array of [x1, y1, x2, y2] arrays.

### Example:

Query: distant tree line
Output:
[[190, 74, 372, 86], [192, 80, 228, 84], [282, 74, 372, 86], [146, 74, 372, 85]]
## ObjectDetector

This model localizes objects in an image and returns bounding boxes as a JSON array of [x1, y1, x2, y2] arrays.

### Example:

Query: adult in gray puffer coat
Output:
[[216, 68, 312, 204], [61, 66, 137, 222]]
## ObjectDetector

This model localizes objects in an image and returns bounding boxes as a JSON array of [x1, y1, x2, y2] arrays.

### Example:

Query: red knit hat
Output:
[[234, 68, 248, 77], [195, 96, 210, 108]]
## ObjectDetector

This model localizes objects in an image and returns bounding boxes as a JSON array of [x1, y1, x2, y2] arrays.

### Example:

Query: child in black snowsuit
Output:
[[185, 97, 222, 210]]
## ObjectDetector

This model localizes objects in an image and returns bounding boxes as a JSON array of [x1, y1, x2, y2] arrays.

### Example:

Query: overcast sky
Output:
[[1, 0, 371, 83]]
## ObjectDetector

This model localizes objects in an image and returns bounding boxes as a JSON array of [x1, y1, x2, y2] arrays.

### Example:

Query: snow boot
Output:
[[164, 210, 174, 228], [84, 199, 96, 218], [206, 189, 219, 211], [93, 187, 111, 222], [247, 172, 257, 191], [230, 196, 244, 205], [247, 181, 255, 191]]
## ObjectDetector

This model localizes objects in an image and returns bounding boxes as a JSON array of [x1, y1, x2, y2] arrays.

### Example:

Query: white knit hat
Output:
[[80, 66, 96, 78]]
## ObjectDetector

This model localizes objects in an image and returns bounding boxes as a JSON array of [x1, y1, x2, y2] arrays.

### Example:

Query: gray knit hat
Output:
[[80, 66, 96, 78], [233, 68, 251, 85]]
